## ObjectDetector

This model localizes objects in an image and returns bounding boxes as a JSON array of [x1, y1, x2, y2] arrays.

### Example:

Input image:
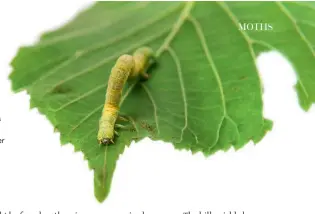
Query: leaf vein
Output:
[[68, 103, 103, 137], [219, 2, 266, 145], [276, 2, 315, 58], [188, 15, 226, 147], [141, 83, 160, 135], [156, 2, 195, 57], [287, 2, 315, 13], [167, 47, 189, 144], [38, 2, 152, 46], [54, 84, 107, 112]]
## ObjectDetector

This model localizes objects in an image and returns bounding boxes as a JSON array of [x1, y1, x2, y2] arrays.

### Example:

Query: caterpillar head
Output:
[[99, 138, 114, 145]]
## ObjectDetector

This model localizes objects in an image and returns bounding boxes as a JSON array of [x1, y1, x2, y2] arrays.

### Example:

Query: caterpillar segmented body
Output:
[[97, 47, 155, 145]]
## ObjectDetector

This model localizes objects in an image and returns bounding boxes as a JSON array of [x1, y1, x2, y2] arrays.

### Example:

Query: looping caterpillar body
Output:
[[97, 47, 155, 145]]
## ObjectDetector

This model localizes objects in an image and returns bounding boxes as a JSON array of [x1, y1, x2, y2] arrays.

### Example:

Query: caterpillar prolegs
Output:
[[97, 47, 155, 145]]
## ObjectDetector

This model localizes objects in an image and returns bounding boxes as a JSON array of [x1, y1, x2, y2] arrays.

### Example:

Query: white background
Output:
[[1, 2, 315, 214]]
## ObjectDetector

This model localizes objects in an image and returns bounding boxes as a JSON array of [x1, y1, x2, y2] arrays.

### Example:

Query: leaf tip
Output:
[[252, 119, 273, 144], [94, 170, 110, 203], [295, 82, 313, 111]]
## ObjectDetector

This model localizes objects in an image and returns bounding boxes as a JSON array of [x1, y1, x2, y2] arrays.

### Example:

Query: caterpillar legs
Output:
[[115, 124, 128, 129], [115, 115, 137, 134], [117, 115, 129, 122], [114, 123, 135, 133], [140, 58, 156, 80], [114, 124, 127, 136]]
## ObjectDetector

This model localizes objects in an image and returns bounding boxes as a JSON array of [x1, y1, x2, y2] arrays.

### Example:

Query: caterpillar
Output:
[[97, 47, 155, 145]]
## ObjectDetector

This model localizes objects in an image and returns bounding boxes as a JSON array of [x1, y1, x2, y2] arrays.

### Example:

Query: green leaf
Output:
[[9, 2, 315, 202]]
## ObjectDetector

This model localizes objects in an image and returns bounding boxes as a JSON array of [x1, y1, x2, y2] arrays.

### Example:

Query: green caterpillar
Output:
[[97, 47, 155, 145]]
